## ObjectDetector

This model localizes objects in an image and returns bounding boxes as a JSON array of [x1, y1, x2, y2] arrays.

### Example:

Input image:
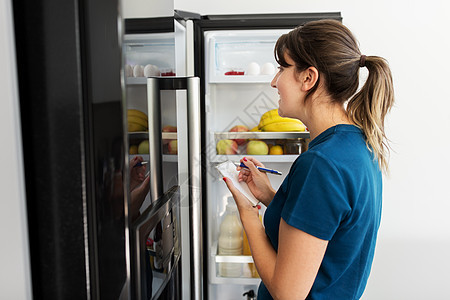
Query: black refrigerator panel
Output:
[[13, 0, 127, 299]]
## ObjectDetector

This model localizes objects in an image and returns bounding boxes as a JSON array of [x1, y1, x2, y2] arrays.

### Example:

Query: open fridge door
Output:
[[124, 16, 201, 300], [202, 28, 307, 299]]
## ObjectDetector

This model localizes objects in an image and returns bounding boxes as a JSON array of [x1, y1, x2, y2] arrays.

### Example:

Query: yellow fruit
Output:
[[259, 117, 303, 129], [261, 122, 306, 132], [128, 115, 148, 128], [250, 126, 260, 132], [269, 145, 284, 155], [259, 108, 278, 122], [258, 108, 303, 129], [128, 122, 147, 132], [129, 145, 138, 154], [127, 109, 148, 120]]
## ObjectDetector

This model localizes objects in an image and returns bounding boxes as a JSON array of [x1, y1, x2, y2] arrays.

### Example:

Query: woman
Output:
[[223, 19, 394, 299]]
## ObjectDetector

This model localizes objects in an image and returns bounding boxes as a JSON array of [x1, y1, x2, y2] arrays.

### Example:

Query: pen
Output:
[[237, 162, 282, 175], [134, 161, 148, 167]]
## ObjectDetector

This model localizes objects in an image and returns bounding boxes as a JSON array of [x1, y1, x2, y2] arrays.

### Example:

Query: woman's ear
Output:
[[299, 66, 319, 92]]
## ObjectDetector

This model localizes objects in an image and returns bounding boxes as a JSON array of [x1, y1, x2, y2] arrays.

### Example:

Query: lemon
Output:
[[129, 145, 138, 155]]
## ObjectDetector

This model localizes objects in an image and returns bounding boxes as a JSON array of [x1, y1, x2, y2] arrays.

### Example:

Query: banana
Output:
[[259, 108, 279, 122], [250, 126, 260, 132], [260, 121, 306, 132], [258, 109, 305, 129], [128, 122, 147, 132], [127, 109, 148, 121], [259, 117, 303, 129], [128, 115, 148, 128]]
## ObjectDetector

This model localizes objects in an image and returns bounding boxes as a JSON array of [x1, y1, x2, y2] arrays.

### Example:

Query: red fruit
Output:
[[229, 125, 249, 145]]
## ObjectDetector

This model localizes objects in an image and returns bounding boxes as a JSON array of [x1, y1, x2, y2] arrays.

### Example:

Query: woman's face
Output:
[[271, 53, 305, 120]]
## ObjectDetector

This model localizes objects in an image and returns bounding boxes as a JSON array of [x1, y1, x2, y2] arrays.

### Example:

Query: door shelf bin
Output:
[[210, 242, 261, 285]]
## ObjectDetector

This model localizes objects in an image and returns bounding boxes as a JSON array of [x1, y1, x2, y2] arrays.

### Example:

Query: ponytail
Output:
[[276, 19, 395, 173], [347, 56, 395, 174]]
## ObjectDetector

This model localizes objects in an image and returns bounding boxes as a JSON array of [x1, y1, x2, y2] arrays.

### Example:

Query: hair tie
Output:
[[359, 55, 367, 68]]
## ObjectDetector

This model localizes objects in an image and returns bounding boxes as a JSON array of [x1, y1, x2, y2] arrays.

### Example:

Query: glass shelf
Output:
[[125, 77, 178, 85], [128, 154, 178, 163], [214, 131, 309, 140], [128, 132, 177, 140], [209, 74, 274, 84], [209, 154, 298, 164]]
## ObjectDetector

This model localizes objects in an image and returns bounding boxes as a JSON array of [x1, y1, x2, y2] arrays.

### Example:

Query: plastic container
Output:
[[284, 138, 307, 155], [218, 203, 243, 277], [243, 205, 262, 278]]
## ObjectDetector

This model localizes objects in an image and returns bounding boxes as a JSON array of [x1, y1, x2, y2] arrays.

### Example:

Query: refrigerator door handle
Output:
[[146, 78, 164, 202], [187, 77, 202, 300]]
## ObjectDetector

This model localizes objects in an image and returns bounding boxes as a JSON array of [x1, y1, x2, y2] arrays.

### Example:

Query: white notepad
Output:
[[215, 160, 260, 206]]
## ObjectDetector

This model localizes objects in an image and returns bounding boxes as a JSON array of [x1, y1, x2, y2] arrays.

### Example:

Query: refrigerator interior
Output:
[[204, 29, 310, 299], [123, 20, 190, 300]]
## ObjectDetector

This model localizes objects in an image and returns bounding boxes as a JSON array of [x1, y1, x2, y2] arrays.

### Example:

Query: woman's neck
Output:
[[306, 100, 353, 141]]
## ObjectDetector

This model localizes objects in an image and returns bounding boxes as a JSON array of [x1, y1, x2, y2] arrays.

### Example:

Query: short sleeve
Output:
[[281, 151, 351, 240]]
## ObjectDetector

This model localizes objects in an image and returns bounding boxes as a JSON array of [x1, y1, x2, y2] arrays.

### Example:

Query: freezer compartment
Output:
[[205, 30, 289, 83], [124, 33, 176, 81]]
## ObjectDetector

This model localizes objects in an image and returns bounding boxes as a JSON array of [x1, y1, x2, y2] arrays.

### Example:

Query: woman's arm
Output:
[[243, 215, 328, 300], [267, 219, 328, 299], [224, 177, 328, 300]]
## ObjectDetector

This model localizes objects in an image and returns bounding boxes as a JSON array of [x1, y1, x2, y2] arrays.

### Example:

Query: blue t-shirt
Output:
[[258, 124, 382, 300]]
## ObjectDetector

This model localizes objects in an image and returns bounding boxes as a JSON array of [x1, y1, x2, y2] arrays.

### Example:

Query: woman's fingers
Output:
[[223, 177, 239, 197], [223, 177, 253, 208], [241, 158, 260, 174], [242, 156, 265, 168]]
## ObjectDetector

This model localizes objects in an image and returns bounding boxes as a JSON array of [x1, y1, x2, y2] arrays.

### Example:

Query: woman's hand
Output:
[[130, 175, 150, 222], [223, 176, 259, 221], [130, 156, 146, 191], [237, 157, 276, 206]]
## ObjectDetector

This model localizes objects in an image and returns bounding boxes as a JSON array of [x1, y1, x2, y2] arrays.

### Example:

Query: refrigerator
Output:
[[123, 11, 342, 300], [10, 0, 342, 297]]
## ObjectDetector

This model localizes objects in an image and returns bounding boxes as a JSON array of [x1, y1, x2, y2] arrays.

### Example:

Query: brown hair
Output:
[[275, 19, 394, 173]]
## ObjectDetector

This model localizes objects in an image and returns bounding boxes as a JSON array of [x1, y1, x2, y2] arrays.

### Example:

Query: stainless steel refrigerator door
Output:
[[146, 77, 202, 300], [131, 185, 181, 300]]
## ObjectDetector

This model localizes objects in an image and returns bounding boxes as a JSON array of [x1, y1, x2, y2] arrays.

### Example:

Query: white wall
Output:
[[174, 0, 450, 299], [0, 0, 32, 299]]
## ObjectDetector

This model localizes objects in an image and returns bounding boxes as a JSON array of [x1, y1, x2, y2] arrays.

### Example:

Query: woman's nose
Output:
[[270, 72, 279, 88]]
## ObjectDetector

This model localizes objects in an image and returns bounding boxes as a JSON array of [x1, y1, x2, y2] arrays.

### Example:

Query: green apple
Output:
[[246, 140, 269, 155], [216, 139, 238, 155], [138, 140, 149, 154]]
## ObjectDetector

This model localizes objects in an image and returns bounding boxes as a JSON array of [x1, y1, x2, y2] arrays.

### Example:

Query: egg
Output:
[[261, 62, 276, 75], [144, 64, 161, 77], [246, 62, 260, 75], [125, 64, 133, 77], [133, 65, 144, 77]]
